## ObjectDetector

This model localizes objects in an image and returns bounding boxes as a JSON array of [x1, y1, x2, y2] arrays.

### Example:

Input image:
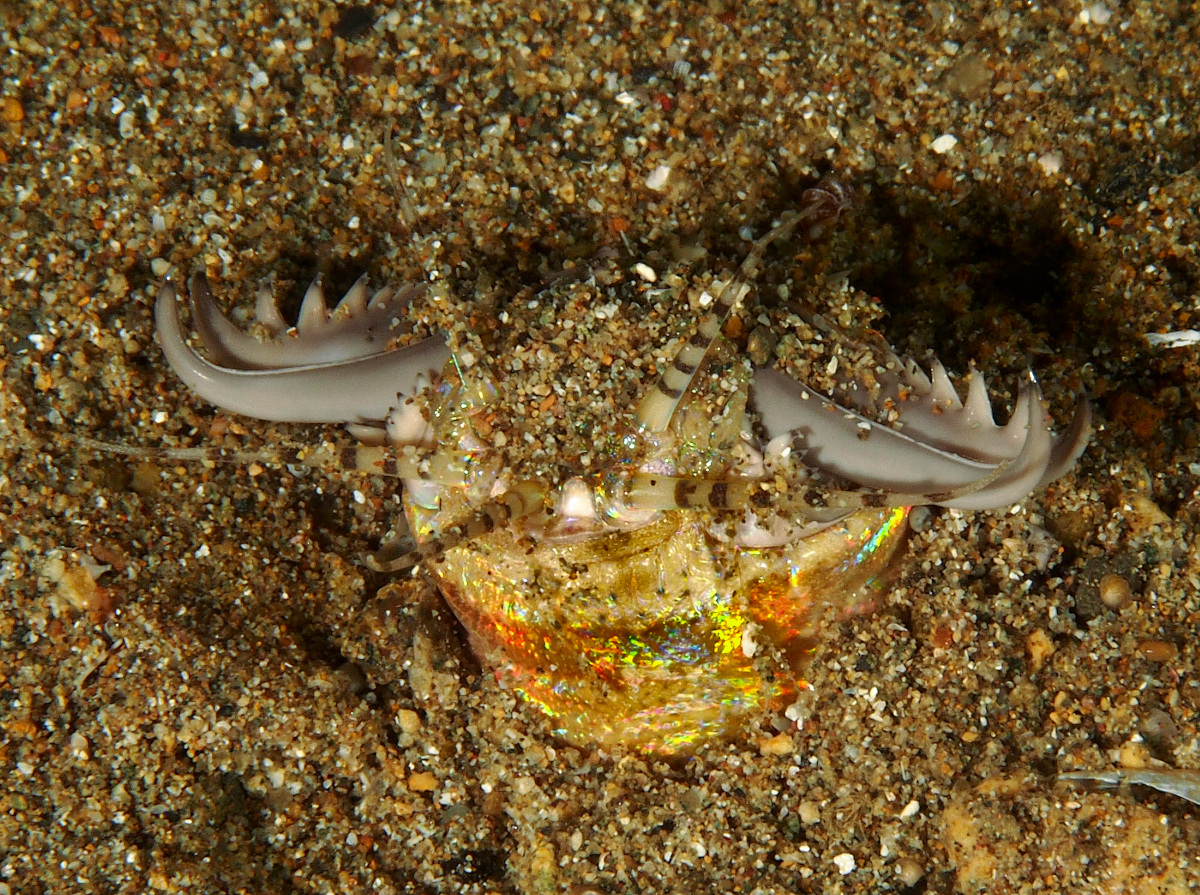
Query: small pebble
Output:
[[896, 857, 925, 887], [908, 505, 932, 532], [1097, 573, 1132, 609], [397, 709, 422, 734], [758, 733, 792, 756], [1037, 151, 1064, 175], [1026, 628, 1055, 672], [69, 732, 90, 761], [645, 164, 671, 191], [930, 133, 958, 154], [1079, 2, 1113, 25], [1119, 741, 1150, 769], [633, 262, 657, 282], [2, 96, 25, 122], [1140, 709, 1178, 746], [746, 326, 777, 365], [833, 853, 856, 875], [1137, 640, 1179, 662], [407, 771, 437, 792]]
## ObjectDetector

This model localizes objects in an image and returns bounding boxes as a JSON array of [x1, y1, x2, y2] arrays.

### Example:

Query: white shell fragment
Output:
[[645, 164, 672, 191], [930, 133, 958, 154], [1146, 329, 1200, 348]]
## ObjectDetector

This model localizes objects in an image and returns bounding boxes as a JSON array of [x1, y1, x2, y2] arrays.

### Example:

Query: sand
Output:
[[1, 1, 1198, 893]]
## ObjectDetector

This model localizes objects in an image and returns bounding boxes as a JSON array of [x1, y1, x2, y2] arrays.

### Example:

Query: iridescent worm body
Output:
[[149, 183, 1091, 754]]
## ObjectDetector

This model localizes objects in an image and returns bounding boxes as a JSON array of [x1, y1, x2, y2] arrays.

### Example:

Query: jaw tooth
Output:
[[368, 285, 396, 319], [297, 276, 329, 333], [1001, 381, 1037, 442], [764, 433, 793, 464], [900, 356, 930, 393], [345, 423, 387, 446], [368, 284, 396, 311], [928, 359, 962, 411], [557, 477, 598, 521], [736, 431, 765, 478], [386, 399, 432, 446], [254, 276, 288, 334], [335, 274, 370, 318], [963, 369, 996, 427]]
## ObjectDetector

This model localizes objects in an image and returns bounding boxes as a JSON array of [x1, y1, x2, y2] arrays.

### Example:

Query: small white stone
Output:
[[645, 164, 671, 191], [150, 258, 171, 277], [634, 262, 657, 283], [1079, 2, 1112, 25], [899, 799, 921, 819], [740, 624, 760, 658], [833, 853, 856, 875], [930, 133, 958, 154], [1037, 151, 1064, 175]]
